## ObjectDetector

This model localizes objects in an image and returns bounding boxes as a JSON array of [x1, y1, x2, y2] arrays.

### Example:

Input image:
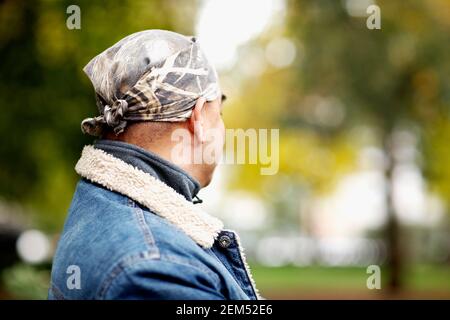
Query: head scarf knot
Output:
[[80, 99, 130, 136], [104, 99, 129, 134]]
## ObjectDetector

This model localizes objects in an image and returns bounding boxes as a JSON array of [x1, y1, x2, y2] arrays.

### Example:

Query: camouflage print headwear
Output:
[[81, 30, 221, 136]]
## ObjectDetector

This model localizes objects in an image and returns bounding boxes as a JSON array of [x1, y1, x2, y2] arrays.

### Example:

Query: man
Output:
[[48, 30, 259, 300]]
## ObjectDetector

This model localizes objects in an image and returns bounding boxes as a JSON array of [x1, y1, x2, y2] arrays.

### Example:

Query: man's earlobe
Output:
[[194, 120, 204, 143], [189, 97, 206, 143]]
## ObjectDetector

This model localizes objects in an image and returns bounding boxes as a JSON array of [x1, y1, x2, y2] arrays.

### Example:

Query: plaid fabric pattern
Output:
[[81, 30, 220, 136]]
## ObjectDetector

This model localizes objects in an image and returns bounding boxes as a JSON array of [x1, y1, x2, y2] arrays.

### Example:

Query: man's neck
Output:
[[103, 129, 208, 187], [94, 139, 202, 200]]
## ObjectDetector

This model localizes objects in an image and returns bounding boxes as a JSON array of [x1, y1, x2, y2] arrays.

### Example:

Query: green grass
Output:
[[250, 264, 450, 299]]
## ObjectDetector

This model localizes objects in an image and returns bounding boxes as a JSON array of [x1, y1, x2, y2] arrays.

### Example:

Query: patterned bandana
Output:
[[81, 30, 221, 136]]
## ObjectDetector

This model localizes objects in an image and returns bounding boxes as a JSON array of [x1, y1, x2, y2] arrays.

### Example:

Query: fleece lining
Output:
[[75, 145, 223, 248]]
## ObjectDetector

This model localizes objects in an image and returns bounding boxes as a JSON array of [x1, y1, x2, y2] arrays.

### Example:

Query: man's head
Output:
[[81, 30, 225, 187]]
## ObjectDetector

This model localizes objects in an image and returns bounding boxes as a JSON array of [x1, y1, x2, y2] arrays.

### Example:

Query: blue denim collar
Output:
[[93, 139, 200, 201]]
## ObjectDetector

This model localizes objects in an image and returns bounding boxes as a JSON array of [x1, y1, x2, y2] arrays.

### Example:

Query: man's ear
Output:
[[189, 97, 206, 143]]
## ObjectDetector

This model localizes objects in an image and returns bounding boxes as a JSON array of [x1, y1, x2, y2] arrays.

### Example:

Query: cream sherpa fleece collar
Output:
[[75, 145, 224, 248]]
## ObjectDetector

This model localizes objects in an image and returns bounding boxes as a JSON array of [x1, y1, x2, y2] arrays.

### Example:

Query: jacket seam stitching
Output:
[[209, 249, 246, 293], [97, 250, 160, 299], [163, 254, 221, 284], [50, 283, 66, 300], [132, 204, 160, 251], [97, 253, 221, 299]]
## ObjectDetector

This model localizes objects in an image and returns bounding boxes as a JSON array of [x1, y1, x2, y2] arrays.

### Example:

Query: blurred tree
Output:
[[0, 0, 197, 231], [284, 0, 450, 291], [223, 0, 449, 292]]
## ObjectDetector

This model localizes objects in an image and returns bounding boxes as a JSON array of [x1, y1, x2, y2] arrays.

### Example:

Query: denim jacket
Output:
[[48, 140, 259, 300]]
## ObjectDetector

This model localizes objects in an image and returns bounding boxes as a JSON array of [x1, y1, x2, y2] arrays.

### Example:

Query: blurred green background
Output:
[[0, 0, 449, 299]]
